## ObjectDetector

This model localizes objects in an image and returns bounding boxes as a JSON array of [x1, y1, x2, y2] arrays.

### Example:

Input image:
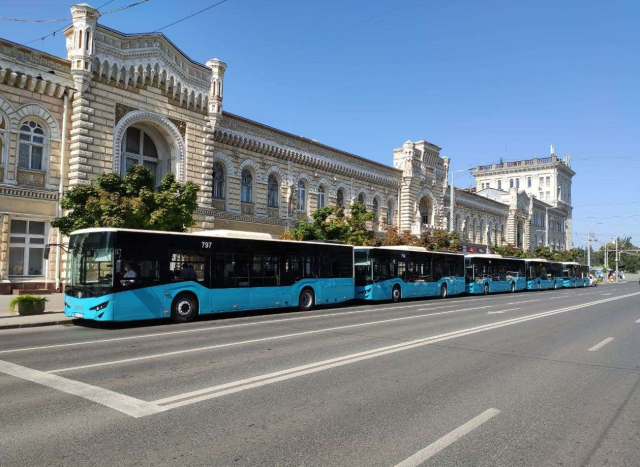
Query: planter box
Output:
[[12, 301, 46, 316]]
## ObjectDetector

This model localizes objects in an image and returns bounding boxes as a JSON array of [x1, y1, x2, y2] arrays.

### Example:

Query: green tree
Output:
[[282, 203, 374, 245], [531, 246, 554, 260], [52, 165, 199, 235], [379, 226, 416, 246], [493, 244, 528, 258]]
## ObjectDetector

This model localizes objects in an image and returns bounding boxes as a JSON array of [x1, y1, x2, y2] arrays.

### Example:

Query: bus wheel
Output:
[[484, 283, 489, 295], [391, 285, 401, 303], [299, 288, 315, 311], [510, 282, 515, 293], [537, 281, 541, 291], [553, 281, 557, 290], [171, 293, 198, 323], [440, 284, 448, 299]]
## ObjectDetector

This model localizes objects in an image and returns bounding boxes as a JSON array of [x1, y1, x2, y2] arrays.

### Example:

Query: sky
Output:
[[2, 0, 639, 250]]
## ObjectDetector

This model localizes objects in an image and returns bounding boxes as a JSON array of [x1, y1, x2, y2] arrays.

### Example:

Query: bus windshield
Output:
[[66, 231, 115, 298], [354, 249, 372, 286]]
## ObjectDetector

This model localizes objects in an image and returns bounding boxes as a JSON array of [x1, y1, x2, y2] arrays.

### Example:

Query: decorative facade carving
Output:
[[16, 168, 46, 187]]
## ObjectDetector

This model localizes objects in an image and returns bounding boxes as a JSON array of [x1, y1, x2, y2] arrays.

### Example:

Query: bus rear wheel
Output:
[[553, 281, 558, 290], [440, 284, 448, 299], [171, 293, 198, 323], [391, 285, 401, 303], [537, 281, 541, 291], [299, 288, 315, 311], [484, 283, 489, 295]]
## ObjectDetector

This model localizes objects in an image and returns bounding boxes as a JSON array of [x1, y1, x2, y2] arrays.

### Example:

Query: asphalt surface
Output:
[[1, 283, 639, 467]]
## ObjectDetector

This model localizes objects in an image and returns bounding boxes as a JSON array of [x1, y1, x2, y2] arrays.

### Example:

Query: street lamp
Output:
[[449, 167, 474, 234], [587, 222, 602, 268]]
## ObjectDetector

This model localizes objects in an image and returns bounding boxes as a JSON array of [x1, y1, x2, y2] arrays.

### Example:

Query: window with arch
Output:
[[387, 201, 394, 225], [212, 161, 225, 199], [357, 193, 365, 205], [18, 121, 45, 171], [267, 174, 279, 208], [0, 113, 6, 166], [297, 180, 307, 211], [372, 198, 379, 222], [317, 185, 326, 209], [241, 169, 253, 203], [122, 126, 166, 183], [336, 189, 345, 207]]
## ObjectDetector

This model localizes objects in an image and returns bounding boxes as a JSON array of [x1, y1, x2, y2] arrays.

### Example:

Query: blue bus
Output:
[[525, 259, 563, 290], [59, 228, 355, 323], [354, 246, 465, 301], [562, 262, 587, 288], [465, 254, 527, 294]]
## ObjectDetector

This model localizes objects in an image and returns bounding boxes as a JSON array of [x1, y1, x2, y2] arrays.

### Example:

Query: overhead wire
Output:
[[153, 0, 230, 33]]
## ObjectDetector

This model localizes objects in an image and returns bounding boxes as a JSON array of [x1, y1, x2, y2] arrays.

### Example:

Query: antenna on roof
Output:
[[550, 144, 555, 156]]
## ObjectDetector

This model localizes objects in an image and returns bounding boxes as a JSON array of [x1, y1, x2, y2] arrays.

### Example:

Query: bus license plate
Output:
[[74, 312, 84, 318]]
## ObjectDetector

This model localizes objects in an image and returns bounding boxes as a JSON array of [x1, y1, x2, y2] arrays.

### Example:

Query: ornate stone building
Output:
[[0, 3, 573, 293]]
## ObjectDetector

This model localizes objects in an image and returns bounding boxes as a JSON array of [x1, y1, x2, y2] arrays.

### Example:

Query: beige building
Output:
[[0, 4, 573, 294]]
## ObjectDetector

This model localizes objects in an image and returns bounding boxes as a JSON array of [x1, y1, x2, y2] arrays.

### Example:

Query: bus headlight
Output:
[[90, 301, 109, 311]]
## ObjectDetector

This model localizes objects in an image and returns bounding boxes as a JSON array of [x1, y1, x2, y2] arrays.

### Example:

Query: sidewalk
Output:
[[0, 293, 73, 330]]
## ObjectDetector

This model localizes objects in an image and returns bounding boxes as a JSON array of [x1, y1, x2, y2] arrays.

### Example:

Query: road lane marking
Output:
[[393, 409, 500, 467], [636, 319, 640, 324], [601, 293, 612, 296], [48, 304, 498, 374], [152, 292, 640, 410], [588, 337, 615, 351], [0, 359, 165, 418], [487, 308, 520, 314]]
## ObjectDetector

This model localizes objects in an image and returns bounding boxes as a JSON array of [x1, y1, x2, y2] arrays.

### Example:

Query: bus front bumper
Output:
[[64, 295, 115, 321]]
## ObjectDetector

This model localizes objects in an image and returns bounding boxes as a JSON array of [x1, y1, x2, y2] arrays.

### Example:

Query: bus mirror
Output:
[[44, 245, 51, 260]]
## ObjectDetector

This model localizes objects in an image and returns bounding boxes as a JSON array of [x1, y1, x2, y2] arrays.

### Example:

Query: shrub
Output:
[[9, 294, 48, 314]]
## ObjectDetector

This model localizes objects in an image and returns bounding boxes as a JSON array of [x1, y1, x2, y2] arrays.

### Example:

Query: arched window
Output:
[[317, 185, 326, 209], [297, 180, 307, 211], [372, 198, 379, 222], [212, 161, 225, 199], [241, 169, 253, 203], [122, 126, 164, 182], [0, 114, 6, 166], [18, 121, 45, 171], [387, 201, 394, 225], [336, 189, 345, 207], [267, 174, 279, 208], [357, 193, 365, 204]]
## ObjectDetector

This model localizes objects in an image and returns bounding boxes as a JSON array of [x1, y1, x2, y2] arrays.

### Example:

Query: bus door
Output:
[[164, 250, 211, 314], [211, 252, 251, 312], [250, 254, 283, 309]]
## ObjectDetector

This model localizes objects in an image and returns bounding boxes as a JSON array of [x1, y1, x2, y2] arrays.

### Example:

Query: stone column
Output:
[[202, 58, 227, 207], [67, 4, 100, 93]]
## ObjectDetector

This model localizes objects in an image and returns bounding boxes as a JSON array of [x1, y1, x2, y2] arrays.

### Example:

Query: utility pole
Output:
[[587, 223, 602, 268], [545, 207, 549, 248], [615, 238, 619, 283]]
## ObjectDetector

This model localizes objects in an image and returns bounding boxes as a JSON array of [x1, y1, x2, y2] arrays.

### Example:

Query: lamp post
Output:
[[587, 222, 602, 268], [449, 167, 474, 234]]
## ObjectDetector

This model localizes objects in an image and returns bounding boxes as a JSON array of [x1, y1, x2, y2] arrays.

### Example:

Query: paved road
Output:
[[1, 284, 639, 466]]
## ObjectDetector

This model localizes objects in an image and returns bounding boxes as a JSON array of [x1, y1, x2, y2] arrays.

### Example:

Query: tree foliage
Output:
[[52, 166, 199, 235]]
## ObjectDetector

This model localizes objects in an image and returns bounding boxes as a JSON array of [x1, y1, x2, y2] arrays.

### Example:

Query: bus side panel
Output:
[[114, 283, 167, 321], [514, 277, 527, 291], [250, 286, 283, 310], [450, 277, 466, 296], [208, 287, 251, 313]]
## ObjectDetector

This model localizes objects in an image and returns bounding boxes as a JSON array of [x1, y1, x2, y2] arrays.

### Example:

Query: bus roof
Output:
[[465, 253, 504, 259], [524, 258, 548, 262], [364, 245, 463, 256], [561, 261, 580, 265], [68, 227, 354, 247]]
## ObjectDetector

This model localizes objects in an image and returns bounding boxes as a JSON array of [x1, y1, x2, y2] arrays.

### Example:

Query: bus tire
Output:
[[391, 285, 401, 303], [537, 281, 541, 291], [299, 288, 315, 312], [510, 282, 515, 293], [171, 293, 198, 323], [484, 283, 489, 295], [440, 284, 448, 299], [553, 281, 558, 290]]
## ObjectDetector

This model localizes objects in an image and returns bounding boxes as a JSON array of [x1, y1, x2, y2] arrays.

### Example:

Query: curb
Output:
[[0, 317, 74, 330]]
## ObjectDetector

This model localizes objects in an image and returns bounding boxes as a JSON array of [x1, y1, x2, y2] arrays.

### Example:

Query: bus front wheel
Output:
[[299, 288, 315, 312], [484, 283, 489, 295], [440, 284, 448, 299], [171, 293, 198, 323], [511, 282, 516, 293], [391, 285, 401, 303]]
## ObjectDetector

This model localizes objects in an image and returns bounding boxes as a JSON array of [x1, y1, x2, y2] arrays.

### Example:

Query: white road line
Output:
[[152, 292, 640, 410], [48, 304, 496, 374], [0, 301, 466, 355], [588, 337, 615, 352], [636, 319, 640, 324], [487, 308, 520, 314], [0, 359, 164, 418], [601, 293, 612, 296], [393, 408, 500, 467]]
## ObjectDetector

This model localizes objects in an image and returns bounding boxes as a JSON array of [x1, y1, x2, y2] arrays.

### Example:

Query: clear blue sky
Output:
[[3, 0, 639, 249]]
